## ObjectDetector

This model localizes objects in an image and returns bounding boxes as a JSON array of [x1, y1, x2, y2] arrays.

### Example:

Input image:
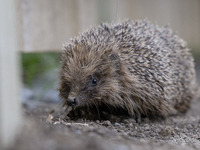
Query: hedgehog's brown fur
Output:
[[58, 20, 197, 121]]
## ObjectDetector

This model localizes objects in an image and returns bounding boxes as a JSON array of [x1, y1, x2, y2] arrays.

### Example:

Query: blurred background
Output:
[[18, 0, 200, 104]]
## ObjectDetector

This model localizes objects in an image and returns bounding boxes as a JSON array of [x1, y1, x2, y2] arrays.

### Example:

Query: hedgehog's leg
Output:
[[135, 112, 141, 123], [130, 110, 141, 123]]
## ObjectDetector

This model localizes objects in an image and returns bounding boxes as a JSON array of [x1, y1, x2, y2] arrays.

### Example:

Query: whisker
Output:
[[58, 97, 64, 104], [91, 101, 101, 119]]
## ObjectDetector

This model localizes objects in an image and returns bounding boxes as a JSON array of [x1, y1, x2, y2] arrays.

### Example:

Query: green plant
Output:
[[21, 52, 60, 86]]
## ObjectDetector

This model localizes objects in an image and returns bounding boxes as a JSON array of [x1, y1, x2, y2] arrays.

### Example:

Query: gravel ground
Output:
[[8, 92, 200, 150], [8, 63, 200, 150]]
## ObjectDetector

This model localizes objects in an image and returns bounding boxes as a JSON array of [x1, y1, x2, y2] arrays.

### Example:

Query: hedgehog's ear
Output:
[[109, 53, 120, 70]]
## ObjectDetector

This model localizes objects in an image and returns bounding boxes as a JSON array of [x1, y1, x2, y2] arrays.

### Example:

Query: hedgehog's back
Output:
[[109, 20, 197, 113]]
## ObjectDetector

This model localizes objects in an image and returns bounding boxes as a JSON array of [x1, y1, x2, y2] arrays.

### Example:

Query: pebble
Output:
[[128, 123, 133, 128], [102, 120, 112, 126], [129, 132, 135, 137], [159, 126, 174, 136], [114, 122, 120, 127], [180, 133, 187, 139], [123, 119, 129, 124], [186, 124, 192, 129], [121, 132, 128, 137]]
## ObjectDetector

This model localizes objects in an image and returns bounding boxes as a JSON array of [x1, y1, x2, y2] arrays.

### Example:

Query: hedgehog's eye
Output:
[[91, 78, 98, 86]]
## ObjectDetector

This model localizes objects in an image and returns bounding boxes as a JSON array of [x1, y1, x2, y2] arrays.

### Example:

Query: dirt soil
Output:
[[8, 92, 200, 150]]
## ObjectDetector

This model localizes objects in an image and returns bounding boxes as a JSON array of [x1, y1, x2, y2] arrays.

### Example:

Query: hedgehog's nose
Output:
[[67, 97, 78, 106]]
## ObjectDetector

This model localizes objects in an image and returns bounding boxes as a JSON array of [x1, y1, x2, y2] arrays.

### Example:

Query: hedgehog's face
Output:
[[58, 44, 123, 111], [60, 72, 102, 108]]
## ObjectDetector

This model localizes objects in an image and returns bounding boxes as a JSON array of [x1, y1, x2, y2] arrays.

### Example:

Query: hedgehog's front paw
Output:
[[66, 106, 100, 120], [131, 111, 141, 123]]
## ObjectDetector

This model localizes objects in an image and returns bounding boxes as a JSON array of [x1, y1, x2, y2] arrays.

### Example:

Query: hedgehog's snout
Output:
[[67, 97, 78, 106]]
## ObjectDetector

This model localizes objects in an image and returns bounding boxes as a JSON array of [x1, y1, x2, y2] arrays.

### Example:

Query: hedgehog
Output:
[[58, 20, 197, 122]]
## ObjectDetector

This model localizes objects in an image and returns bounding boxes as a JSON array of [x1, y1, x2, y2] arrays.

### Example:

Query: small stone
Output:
[[121, 132, 128, 137], [128, 123, 133, 128], [129, 132, 135, 137], [102, 120, 112, 126], [191, 134, 198, 138], [186, 124, 192, 129], [159, 126, 174, 136], [89, 121, 95, 125], [123, 119, 129, 124], [113, 122, 120, 126], [180, 133, 187, 139], [174, 126, 180, 131]]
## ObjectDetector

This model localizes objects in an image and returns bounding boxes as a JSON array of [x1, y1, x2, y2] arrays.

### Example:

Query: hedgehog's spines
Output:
[[59, 20, 197, 119]]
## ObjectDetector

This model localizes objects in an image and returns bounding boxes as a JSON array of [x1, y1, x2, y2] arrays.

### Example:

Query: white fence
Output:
[[17, 0, 200, 52]]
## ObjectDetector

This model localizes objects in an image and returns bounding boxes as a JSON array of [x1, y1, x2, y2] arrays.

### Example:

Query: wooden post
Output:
[[0, 0, 22, 148]]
